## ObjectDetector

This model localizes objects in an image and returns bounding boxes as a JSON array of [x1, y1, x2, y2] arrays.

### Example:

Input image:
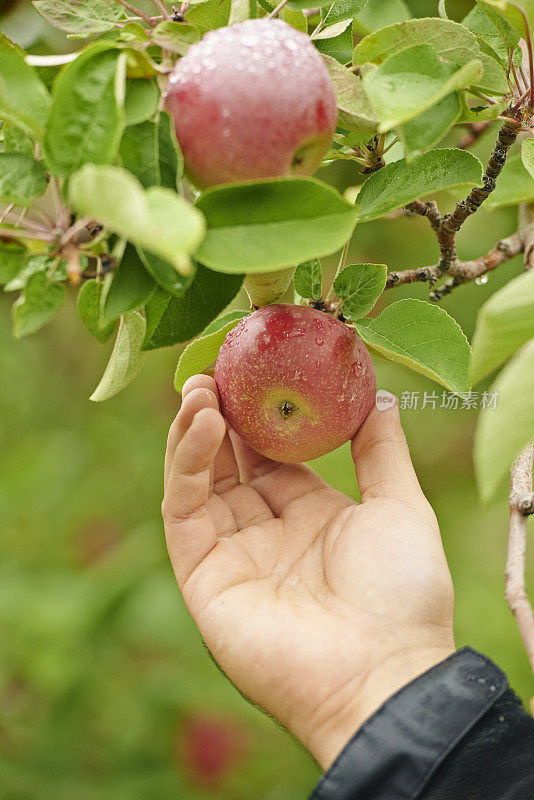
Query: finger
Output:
[[164, 387, 219, 492], [163, 407, 226, 587], [351, 391, 426, 504], [230, 432, 327, 516], [173, 373, 243, 499]]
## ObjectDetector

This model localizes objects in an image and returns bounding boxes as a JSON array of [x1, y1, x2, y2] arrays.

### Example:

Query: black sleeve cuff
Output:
[[309, 647, 509, 800]]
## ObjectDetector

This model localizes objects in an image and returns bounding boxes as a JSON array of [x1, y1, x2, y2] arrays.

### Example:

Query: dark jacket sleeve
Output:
[[309, 647, 534, 800]]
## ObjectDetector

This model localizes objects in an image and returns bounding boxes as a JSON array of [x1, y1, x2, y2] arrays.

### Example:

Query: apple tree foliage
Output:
[[1, 0, 534, 505]]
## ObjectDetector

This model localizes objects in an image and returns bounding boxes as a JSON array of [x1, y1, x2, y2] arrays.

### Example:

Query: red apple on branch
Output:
[[164, 19, 337, 188], [215, 305, 376, 462]]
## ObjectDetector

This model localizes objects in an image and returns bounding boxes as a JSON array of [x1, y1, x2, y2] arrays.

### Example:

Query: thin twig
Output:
[[0, 209, 51, 235], [152, 0, 171, 20], [267, 0, 290, 18], [458, 121, 492, 149], [59, 217, 92, 248], [516, 6, 534, 107], [0, 226, 55, 242], [115, 0, 156, 26], [506, 442, 534, 673]]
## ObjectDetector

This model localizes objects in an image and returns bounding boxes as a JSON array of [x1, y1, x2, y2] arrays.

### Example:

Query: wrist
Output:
[[305, 646, 456, 770]]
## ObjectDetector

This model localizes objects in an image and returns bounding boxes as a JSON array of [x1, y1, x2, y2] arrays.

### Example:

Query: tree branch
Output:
[[386, 232, 523, 291], [429, 232, 523, 301], [506, 442, 534, 673], [518, 202, 534, 271], [114, 0, 156, 26], [404, 200, 441, 231], [436, 114, 523, 274], [457, 120, 492, 150]]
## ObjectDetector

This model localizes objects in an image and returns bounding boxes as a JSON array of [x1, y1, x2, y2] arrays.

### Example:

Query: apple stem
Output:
[[325, 238, 350, 304]]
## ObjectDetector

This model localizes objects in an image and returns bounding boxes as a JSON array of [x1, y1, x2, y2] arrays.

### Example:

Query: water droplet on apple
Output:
[[352, 361, 363, 375], [315, 337, 324, 346]]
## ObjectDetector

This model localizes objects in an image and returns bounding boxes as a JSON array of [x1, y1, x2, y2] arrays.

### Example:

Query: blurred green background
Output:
[[1, 1, 533, 798]]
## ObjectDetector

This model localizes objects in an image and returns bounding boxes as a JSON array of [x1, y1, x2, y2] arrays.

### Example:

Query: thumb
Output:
[[351, 390, 426, 504]]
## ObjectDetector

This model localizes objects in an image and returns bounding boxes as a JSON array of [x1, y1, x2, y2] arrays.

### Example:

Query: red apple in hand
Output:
[[215, 305, 377, 462], [164, 19, 337, 188]]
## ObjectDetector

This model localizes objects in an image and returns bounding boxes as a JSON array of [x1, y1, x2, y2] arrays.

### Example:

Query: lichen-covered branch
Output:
[[506, 442, 534, 673], [436, 114, 523, 274], [385, 232, 523, 290], [429, 232, 523, 300], [404, 200, 441, 231]]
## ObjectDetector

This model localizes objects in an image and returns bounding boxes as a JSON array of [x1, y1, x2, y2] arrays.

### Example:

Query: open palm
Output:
[[163, 375, 455, 767]]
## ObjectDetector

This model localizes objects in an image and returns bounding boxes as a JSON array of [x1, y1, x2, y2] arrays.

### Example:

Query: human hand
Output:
[[162, 375, 455, 769]]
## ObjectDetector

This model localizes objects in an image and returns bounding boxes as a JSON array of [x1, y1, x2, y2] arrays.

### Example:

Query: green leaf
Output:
[[44, 46, 125, 177], [119, 121, 159, 189], [362, 44, 483, 132], [401, 93, 461, 161], [327, 0, 369, 24], [355, 148, 483, 222], [353, 298, 471, 393], [136, 247, 194, 297], [476, 0, 534, 39], [174, 315, 249, 391], [288, 0, 334, 9], [0, 154, 48, 206], [354, 17, 481, 68], [484, 155, 534, 209], [464, 3, 519, 60], [1, 122, 34, 155], [282, 7, 308, 33], [313, 22, 354, 64], [102, 243, 157, 325], [471, 269, 534, 384], [293, 259, 323, 301], [0, 242, 26, 285], [124, 78, 159, 126], [32, 0, 125, 36], [12, 272, 65, 338], [90, 311, 147, 402], [353, 0, 411, 36], [0, 33, 50, 138], [151, 21, 200, 54], [4, 255, 65, 292], [474, 341, 534, 502], [69, 165, 205, 275], [195, 178, 357, 274], [203, 308, 251, 336], [158, 110, 184, 187], [312, 20, 352, 40], [460, 99, 508, 122], [334, 262, 387, 319], [229, 0, 250, 24], [143, 265, 243, 350], [521, 137, 534, 179], [186, 0, 231, 33], [77, 279, 117, 344], [321, 55, 378, 134]]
